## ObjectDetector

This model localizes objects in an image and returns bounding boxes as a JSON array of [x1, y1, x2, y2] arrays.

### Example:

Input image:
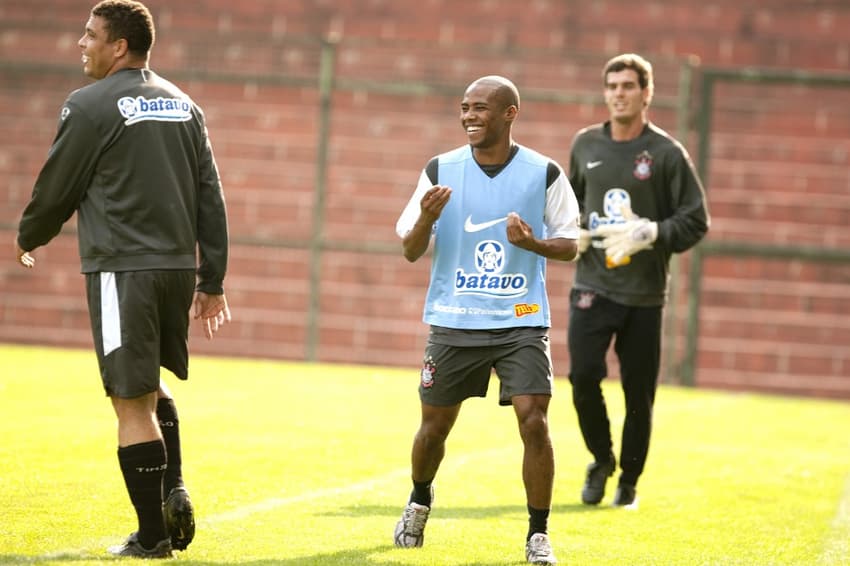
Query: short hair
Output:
[[91, 0, 155, 57], [470, 75, 520, 111], [603, 53, 654, 100]]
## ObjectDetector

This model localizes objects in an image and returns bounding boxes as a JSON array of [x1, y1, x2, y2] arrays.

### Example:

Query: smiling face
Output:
[[460, 80, 517, 153], [78, 15, 122, 79], [603, 68, 649, 126]]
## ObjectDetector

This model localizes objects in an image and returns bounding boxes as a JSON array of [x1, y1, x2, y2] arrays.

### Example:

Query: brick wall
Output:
[[0, 0, 848, 398]]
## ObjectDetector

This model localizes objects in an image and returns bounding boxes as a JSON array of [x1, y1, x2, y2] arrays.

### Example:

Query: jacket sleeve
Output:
[[17, 102, 100, 251], [657, 143, 710, 253], [195, 121, 229, 295], [567, 134, 587, 220]]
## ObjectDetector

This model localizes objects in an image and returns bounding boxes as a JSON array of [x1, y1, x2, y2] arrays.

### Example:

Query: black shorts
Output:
[[418, 332, 554, 407], [85, 270, 195, 399]]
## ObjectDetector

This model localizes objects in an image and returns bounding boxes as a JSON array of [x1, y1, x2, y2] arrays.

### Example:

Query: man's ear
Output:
[[505, 104, 518, 122], [642, 88, 653, 108], [113, 37, 129, 59]]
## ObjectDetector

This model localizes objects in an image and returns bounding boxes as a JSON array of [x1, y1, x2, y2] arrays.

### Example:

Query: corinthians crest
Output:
[[633, 150, 653, 180]]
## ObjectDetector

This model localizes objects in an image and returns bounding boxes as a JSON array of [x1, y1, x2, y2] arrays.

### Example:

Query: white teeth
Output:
[[467, 126, 481, 133]]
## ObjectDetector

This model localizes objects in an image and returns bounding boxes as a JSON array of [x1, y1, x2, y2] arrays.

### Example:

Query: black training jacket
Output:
[[17, 67, 228, 294], [568, 121, 709, 307]]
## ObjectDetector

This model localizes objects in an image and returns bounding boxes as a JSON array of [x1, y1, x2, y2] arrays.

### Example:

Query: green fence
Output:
[[680, 67, 850, 386]]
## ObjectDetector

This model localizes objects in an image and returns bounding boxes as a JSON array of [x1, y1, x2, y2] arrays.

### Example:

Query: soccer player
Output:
[[14, 0, 230, 558], [394, 75, 580, 564], [566, 53, 709, 508]]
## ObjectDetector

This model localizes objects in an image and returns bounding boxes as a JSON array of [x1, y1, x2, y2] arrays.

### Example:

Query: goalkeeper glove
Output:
[[573, 228, 592, 261], [594, 218, 658, 266]]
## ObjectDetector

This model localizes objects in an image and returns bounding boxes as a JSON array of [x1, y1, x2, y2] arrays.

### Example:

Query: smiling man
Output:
[[566, 53, 710, 509], [394, 76, 579, 565], [14, 0, 230, 558]]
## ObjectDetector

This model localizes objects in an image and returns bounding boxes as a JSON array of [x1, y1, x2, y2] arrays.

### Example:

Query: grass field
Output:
[[0, 343, 848, 565]]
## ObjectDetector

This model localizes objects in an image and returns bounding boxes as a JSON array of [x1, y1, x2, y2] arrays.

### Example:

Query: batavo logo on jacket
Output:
[[454, 240, 528, 299], [117, 96, 192, 125]]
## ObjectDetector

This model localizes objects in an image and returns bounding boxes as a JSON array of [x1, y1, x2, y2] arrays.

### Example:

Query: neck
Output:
[[610, 115, 647, 142], [105, 55, 150, 78], [472, 138, 515, 165]]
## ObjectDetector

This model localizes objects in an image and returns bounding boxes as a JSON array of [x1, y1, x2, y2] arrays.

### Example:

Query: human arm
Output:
[[594, 206, 658, 265], [595, 142, 709, 264], [195, 122, 229, 295], [401, 185, 452, 262], [576, 229, 591, 256], [509, 161, 580, 261], [396, 163, 451, 262], [194, 119, 231, 338], [16, 101, 99, 262], [566, 136, 590, 261], [655, 143, 710, 253], [506, 212, 577, 260]]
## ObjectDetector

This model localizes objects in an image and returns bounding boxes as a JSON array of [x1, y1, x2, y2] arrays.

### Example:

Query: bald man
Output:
[[393, 76, 580, 565]]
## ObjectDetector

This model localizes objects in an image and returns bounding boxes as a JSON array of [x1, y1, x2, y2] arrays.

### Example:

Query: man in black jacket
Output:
[[567, 53, 709, 509], [14, 0, 230, 557]]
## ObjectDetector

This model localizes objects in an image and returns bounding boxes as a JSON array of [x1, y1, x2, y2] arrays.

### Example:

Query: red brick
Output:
[[2, 0, 849, 399]]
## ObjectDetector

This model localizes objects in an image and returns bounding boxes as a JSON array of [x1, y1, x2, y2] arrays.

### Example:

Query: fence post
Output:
[[307, 36, 338, 361]]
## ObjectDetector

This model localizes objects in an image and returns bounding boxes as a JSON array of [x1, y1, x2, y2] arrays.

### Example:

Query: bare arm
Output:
[[401, 185, 452, 262], [506, 212, 578, 261]]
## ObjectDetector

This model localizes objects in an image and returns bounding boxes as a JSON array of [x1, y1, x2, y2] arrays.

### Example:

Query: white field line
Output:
[[818, 471, 850, 565], [202, 466, 412, 524], [204, 445, 512, 525], [37, 445, 513, 559]]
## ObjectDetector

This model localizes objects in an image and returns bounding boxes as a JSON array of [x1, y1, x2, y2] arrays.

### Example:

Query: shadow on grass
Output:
[[322, 502, 616, 519], [1, 545, 530, 566], [1, 507, 614, 564]]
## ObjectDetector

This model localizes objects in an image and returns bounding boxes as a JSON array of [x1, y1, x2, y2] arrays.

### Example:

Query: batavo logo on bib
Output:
[[454, 240, 528, 299]]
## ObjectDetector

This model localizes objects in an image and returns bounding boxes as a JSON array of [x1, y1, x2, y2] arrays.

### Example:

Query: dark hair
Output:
[[91, 0, 155, 56], [603, 53, 654, 98]]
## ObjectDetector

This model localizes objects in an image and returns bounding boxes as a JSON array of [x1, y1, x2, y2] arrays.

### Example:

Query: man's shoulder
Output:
[[142, 70, 196, 104], [644, 122, 682, 146], [573, 122, 607, 143], [64, 69, 139, 115], [424, 146, 468, 184], [435, 144, 472, 164], [59, 81, 111, 128], [68, 69, 190, 105], [65, 78, 108, 109], [644, 122, 690, 157], [515, 143, 555, 164], [514, 144, 564, 183]]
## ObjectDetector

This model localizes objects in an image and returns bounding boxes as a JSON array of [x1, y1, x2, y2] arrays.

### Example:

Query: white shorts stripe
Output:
[[100, 272, 121, 356]]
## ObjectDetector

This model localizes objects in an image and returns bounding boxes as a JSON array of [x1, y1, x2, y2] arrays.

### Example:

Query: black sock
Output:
[[118, 440, 167, 549], [157, 398, 184, 495], [409, 479, 433, 507], [527, 505, 550, 541]]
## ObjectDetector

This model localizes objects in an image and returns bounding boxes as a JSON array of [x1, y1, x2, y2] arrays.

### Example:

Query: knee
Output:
[[517, 408, 550, 444], [416, 418, 452, 446], [571, 377, 602, 407]]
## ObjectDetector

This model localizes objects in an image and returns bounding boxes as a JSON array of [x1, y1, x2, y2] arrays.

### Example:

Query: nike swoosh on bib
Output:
[[587, 160, 603, 169], [464, 215, 508, 232]]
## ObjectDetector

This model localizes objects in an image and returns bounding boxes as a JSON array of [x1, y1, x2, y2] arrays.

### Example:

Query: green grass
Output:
[[1, 343, 848, 565]]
